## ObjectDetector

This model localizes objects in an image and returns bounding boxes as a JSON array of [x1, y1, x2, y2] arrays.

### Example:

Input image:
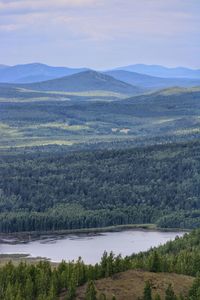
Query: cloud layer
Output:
[[0, 0, 199, 68]]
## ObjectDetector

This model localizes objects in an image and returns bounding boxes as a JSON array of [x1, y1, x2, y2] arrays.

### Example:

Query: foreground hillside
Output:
[[74, 270, 194, 300], [1, 229, 200, 299], [1, 140, 200, 232]]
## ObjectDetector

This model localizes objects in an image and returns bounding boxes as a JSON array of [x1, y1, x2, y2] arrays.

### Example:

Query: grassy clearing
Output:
[[0, 254, 51, 267], [0, 139, 75, 148], [155, 86, 200, 96], [17, 88, 126, 98], [74, 270, 194, 300], [44, 90, 127, 98], [0, 122, 22, 138], [26, 122, 90, 131], [152, 118, 178, 125], [175, 128, 200, 135], [0, 97, 68, 103]]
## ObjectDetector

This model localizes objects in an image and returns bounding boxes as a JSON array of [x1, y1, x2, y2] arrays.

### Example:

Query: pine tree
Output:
[[24, 275, 34, 299], [154, 294, 161, 300], [165, 284, 177, 300], [66, 277, 76, 300], [15, 290, 23, 300], [149, 251, 161, 272], [98, 293, 107, 300], [189, 275, 200, 300], [143, 281, 152, 300], [85, 280, 97, 300], [47, 284, 57, 300], [4, 282, 15, 300]]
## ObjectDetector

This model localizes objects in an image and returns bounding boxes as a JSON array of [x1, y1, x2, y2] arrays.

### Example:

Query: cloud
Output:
[[1, 0, 197, 40], [0, 0, 199, 68], [0, 23, 21, 32], [0, 0, 99, 15]]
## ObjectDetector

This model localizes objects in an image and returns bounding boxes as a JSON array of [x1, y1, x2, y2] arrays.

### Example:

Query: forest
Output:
[[1, 140, 200, 232]]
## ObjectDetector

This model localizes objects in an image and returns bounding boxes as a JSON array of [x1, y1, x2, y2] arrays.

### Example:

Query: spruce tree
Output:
[[165, 284, 177, 300], [85, 280, 97, 300], [143, 281, 152, 300], [149, 251, 161, 272], [4, 282, 15, 300], [154, 294, 161, 300], [189, 275, 200, 300], [99, 293, 107, 300], [24, 275, 34, 299]]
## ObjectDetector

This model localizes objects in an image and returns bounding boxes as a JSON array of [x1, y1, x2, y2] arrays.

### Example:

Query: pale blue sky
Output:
[[0, 0, 199, 69]]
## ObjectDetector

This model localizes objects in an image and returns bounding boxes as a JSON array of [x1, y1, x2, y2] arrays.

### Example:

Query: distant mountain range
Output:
[[105, 70, 200, 89], [0, 63, 88, 83], [0, 63, 199, 94], [0, 64, 9, 70], [115, 64, 200, 79]]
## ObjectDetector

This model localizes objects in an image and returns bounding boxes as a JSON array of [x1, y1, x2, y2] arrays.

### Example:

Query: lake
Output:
[[0, 230, 185, 264]]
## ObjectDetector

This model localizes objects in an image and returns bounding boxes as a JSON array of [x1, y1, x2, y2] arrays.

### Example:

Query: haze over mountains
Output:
[[17, 70, 141, 95], [0, 62, 199, 95], [0, 63, 88, 83], [0, 64, 9, 70], [105, 70, 200, 89], [1, 61, 200, 154], [115, 64, 200, 79]]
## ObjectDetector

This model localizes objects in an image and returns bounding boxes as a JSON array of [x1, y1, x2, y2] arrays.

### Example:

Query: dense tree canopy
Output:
[[1, 140, 200, 232]]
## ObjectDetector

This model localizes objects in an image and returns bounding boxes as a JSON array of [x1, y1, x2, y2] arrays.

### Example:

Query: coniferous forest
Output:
[[1, 140, 200, 233]]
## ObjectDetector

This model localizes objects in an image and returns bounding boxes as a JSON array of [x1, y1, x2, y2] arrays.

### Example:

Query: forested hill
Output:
[[13, 70, 142, 94], [1, 140, 200, 232]]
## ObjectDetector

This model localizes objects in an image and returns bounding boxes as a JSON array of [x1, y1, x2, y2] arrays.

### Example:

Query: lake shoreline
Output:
[[0, 223, 189, 243], [0, 227, 187, 265]]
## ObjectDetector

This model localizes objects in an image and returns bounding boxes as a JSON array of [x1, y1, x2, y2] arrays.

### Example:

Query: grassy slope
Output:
[[68, 270, 194, 300]]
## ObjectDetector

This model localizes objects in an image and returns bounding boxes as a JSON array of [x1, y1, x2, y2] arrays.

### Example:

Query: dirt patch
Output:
[[74, 270, 194, 300]]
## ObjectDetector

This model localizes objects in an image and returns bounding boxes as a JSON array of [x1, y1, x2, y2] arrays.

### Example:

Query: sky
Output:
[[0, 0, 200, 69]]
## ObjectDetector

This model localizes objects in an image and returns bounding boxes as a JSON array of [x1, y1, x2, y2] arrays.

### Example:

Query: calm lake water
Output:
[[0, 230, 185, 264]]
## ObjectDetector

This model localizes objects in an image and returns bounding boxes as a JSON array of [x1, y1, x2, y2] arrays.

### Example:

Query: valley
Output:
[[1, 0, 200, 298], [0, 63, 200, 299]]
